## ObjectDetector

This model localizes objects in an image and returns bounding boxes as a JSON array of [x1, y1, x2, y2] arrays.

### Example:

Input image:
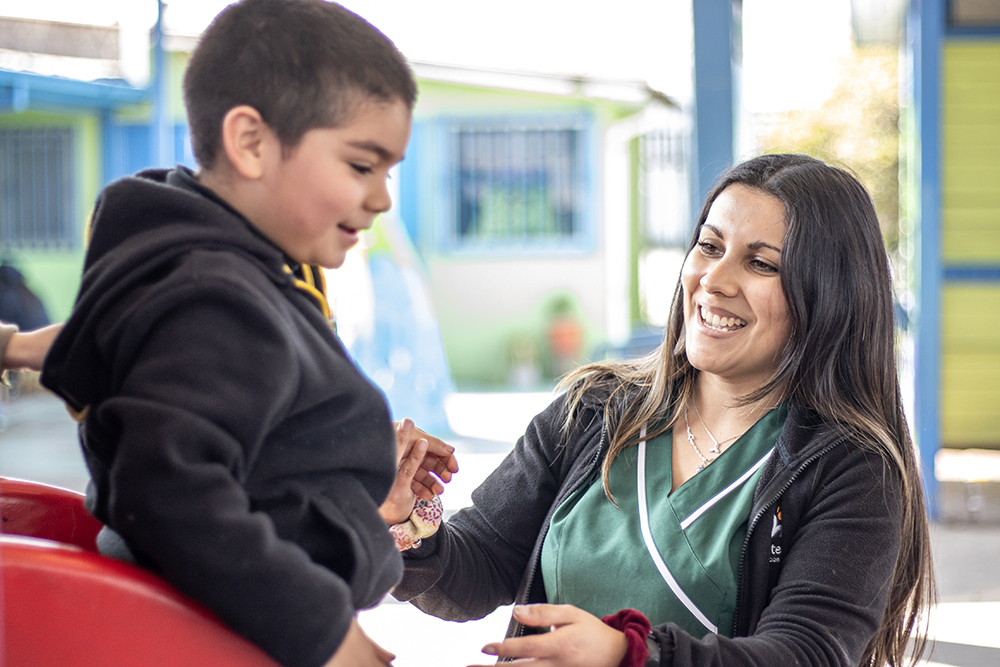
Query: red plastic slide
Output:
[[1, 477, 280, 667]]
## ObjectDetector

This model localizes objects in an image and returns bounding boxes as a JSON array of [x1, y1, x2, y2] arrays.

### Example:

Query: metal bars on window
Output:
[[639, 127, 689, 248], [0, 127, 75, 250], [450, 119, 582, 249]]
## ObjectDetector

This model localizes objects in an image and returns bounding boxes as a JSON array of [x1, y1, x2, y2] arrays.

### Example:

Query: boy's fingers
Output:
[[411, 468, 443, 492], [399, 438, 428, 478], [394, 418, 414, 442], [393, 418, 416, 463]]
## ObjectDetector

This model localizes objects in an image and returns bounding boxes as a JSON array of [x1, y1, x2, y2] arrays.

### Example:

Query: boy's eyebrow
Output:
[[347, 140, 403, 163], [702, 223, 782, 254]]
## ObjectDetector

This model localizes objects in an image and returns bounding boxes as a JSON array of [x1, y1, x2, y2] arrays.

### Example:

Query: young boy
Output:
[[41, 2, 434, 665]]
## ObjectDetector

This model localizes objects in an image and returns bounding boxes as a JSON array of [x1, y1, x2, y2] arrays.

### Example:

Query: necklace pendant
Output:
[[709, 445, 720, 455], [695, 463, 706, 472]]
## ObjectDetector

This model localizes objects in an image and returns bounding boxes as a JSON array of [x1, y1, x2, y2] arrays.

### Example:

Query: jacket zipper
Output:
[[732, 439, 841, 635], [513, 419, 608, 638]]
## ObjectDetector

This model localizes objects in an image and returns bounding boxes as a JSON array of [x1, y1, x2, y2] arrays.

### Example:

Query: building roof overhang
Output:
[[0, 67, 146, 113]]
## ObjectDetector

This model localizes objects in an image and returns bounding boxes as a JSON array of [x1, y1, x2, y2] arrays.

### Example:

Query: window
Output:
[[0, 127, 75, 250], [639, 127, 689, 247], [444, 117, 592, 252], [949, 0, 1000, 29]]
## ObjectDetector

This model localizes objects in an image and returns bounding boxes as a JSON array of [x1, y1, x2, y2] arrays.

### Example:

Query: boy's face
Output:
[[256, 99, 412, 269]]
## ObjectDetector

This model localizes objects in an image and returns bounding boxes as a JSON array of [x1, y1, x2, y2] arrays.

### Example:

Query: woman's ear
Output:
[[218, 105, 276, 180]]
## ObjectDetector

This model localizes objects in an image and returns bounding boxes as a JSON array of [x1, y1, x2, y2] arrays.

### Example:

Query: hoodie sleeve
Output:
[[91, 278, 356, 667], [394, 394, 582, 620]]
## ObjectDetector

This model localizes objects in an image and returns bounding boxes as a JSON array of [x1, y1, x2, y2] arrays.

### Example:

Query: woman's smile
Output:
[[697, 305, 747, 332]]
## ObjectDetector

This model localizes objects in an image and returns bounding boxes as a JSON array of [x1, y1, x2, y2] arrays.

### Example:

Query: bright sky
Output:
[[0, 0, 853, 112]]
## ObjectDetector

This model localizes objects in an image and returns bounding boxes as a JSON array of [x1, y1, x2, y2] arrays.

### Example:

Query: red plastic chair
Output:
[[1, 478, 280, 667], [0, 477, 102, 551]]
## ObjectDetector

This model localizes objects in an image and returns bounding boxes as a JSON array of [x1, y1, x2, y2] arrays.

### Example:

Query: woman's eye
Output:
[[751, 258, 779, 274], [697, 240, 722, 255], [351, 164, 373, 175]]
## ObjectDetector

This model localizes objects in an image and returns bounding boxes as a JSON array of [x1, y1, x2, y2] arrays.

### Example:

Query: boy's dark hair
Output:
[[183, 0, 417, 169]]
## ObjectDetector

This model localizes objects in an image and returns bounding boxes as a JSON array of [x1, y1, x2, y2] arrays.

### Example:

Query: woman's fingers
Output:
[[411, 425, 459, 473], [480, 633, 553, 661], [514, 603, 583, 628], [473, 605, 628, 667]]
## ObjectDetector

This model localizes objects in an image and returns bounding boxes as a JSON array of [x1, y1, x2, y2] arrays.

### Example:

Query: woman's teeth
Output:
[[700, 306, 746, 331]]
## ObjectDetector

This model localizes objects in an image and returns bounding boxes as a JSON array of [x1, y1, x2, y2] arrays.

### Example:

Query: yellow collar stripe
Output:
[[284, 264, 331, 320]]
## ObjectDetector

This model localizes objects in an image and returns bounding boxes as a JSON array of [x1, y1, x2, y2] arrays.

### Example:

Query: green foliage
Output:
[[756, 46, 901, 253]]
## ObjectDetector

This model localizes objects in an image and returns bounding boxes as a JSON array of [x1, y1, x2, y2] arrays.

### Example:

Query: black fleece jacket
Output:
[[41, 167, 401, 667], [395, 393, 903, 667]]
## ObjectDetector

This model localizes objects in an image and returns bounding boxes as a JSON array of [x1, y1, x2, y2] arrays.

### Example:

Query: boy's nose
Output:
[[367, 179, 392, 213]]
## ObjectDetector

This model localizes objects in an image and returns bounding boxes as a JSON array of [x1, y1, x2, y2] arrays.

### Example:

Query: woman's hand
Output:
[[471, 604, 628, 667], [378, 418, 459, 525], [322, 617, 395, 667], [2, 323, 62, 372]]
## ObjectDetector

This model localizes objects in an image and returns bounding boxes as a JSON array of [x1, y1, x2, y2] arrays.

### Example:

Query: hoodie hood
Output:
[[42, 167, 293, 414]]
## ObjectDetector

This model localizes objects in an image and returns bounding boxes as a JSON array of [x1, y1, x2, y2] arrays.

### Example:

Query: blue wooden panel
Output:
[[398, 120, 423, 249], [105, 123, 193, 184], [692, 0, 736, 207], [944, 265, 1000, 281], [912, 0, 946, 516]]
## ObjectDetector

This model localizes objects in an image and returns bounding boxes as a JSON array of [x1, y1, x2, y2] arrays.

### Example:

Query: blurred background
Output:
[[1, 1, 999, 665]]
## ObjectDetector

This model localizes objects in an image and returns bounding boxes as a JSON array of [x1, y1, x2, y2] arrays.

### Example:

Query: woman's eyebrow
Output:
[[702, 224, 782, 254], [701, 223, 723, 238], [748, 240, 783, 254]]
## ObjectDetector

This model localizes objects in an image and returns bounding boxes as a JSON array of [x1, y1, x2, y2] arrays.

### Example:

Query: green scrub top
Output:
[[541, 405, 787, 638]]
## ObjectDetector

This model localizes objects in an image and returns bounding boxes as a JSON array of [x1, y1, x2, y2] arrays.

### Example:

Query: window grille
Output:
[[447, 119, 588, 251], [639, 127, 689, 247], [0, 127, 75, 250]]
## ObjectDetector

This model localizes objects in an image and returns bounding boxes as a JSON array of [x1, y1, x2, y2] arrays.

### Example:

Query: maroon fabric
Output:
[[602, 608, 651, 667]]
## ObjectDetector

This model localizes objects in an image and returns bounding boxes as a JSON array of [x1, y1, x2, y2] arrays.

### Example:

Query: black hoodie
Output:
[[42, 167, 401, 667]]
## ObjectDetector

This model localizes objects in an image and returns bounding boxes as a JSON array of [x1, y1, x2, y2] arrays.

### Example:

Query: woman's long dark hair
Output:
[[561, 154, 934, 667]]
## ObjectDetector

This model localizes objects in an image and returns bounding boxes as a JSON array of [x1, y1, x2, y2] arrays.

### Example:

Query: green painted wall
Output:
[[0, 110, 101, 320], [941, 41, 1000, 447]]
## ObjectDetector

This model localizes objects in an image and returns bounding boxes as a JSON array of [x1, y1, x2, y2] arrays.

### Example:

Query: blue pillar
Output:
[[151, 0, 173, 168], [691, 0, 739, 209], [911, 0, 944, 517]]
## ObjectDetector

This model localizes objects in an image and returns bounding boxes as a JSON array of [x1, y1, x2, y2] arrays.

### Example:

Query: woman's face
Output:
[[681, 184, 792, 389]]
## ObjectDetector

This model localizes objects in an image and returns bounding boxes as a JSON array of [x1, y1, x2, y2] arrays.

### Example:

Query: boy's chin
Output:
[[299, 249, 349, 271]]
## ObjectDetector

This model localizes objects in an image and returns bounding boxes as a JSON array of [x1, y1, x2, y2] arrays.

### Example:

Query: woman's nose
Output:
[[699, 256, 739, 296]]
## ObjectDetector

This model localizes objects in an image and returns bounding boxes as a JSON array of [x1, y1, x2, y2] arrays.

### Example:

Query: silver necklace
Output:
[[683, 409, 713, 472], [692, 403, 739, 455]]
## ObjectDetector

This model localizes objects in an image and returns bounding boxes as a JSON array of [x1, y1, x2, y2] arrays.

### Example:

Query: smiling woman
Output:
[[681, 184, 791, 396], [388, 154, 936, 667]]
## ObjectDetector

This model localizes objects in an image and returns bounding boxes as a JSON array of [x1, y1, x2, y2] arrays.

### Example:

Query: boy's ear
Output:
[[219, 105, 276, 180]]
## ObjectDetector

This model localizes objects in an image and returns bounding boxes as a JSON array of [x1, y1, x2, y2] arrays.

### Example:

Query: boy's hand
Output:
[[378, 418, 459, 525], [471, 605, 628, 667], [323, 618, 394, 667]]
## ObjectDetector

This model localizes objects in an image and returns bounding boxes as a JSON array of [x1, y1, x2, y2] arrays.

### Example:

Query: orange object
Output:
[[548, 316, 583, 360]]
